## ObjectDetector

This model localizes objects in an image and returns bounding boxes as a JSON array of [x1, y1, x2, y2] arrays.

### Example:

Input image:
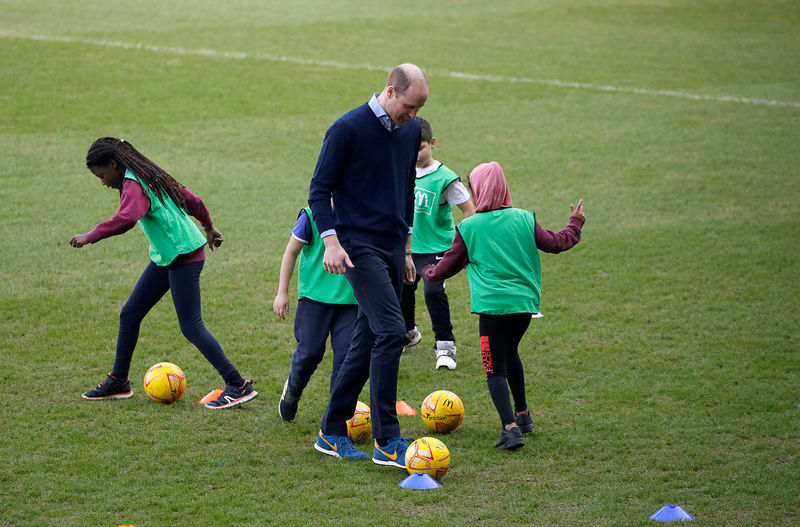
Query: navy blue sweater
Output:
[[308, 103, 420, 249]]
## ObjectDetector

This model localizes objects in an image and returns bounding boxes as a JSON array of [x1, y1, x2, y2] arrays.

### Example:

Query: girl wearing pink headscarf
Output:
[[422, 161, 585, 450]]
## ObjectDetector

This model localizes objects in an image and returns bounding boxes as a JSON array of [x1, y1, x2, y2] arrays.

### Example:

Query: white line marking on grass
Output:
[[3, 30, 799, 109], [450, 72, 800, 108], [0, 30, 389, 72]]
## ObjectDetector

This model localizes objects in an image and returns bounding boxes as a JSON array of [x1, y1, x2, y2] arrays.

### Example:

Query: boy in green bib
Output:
[[422, 161, 585, 450], [274, 206, 358, 421], [400, 118, 475, 370]]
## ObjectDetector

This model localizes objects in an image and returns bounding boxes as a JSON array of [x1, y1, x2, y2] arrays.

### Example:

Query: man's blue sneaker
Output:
[[314, 431, 368, 460], [372, 437, 413, 468]]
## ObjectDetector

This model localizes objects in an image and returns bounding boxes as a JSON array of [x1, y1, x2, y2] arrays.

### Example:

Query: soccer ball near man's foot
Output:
[[346, 400, 371, 442], [405, 436, 451, 480], [420, 390, 464, 433], [144, 362, 186, 403]]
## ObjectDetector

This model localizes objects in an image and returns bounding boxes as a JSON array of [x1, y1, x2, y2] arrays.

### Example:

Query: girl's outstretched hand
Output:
[[570, 199, 585, 222], [70, 233, 89, 248], [206, 226, 223, 251]]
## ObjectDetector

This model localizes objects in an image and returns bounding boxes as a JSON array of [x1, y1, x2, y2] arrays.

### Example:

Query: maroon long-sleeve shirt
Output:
[[86, 178, 213, 265], [422, 213, 585, 282]]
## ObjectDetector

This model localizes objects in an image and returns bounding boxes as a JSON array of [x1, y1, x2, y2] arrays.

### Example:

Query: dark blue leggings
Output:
[[288, 298, 357, 398], [112, 260, 242, 385]]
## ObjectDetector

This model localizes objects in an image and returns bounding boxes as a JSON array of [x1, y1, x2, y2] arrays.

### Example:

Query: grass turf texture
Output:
[[1, 0, 798, 525]]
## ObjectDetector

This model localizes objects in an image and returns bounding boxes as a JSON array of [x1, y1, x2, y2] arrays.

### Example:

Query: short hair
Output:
[[387, 64, 427, 95], [418, 117, 433, 143]]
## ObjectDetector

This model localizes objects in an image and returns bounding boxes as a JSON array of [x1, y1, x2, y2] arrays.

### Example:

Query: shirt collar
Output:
[[369, 93, 398, 131], [416, 161, 441, 178]]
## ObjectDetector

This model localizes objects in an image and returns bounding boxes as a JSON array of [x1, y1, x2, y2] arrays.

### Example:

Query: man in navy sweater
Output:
[[309, 63, 428, 467]]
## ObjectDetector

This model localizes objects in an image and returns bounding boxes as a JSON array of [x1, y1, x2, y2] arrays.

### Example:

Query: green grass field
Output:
[[1, 1, 798, 525]]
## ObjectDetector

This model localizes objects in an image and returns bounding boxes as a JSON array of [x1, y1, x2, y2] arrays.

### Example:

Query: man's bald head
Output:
[[379, 63, 428, 127], [386, 63, 428, 95]]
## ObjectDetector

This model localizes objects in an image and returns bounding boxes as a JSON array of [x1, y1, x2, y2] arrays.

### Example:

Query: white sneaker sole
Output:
[[404, 334, 422, 350], [436, 358, 457, 370], [372, 457, 405, 468], [82, 391, 134, 400], [314, 442, 341, 458]]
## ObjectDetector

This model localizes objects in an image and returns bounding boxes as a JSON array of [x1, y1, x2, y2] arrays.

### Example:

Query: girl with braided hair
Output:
[[71, 137, 257, 409]]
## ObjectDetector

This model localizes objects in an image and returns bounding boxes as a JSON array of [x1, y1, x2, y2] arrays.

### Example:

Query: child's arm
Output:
[[69, 179, 150, 248], [445, 180, 475, 220], [455, 199, 476, 219], [422, 230, 469, 282], [180, 186, 223, 251], [273, 236, 305, 320], [535, 199, 586, 253]]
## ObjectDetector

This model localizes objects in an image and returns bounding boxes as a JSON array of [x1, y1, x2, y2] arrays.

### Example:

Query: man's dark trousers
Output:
[[320, 239, 406, 441]]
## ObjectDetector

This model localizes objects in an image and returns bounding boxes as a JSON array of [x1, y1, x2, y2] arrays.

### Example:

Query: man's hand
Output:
[[322, 234, 354, 274], [404, 254, 416, 284]]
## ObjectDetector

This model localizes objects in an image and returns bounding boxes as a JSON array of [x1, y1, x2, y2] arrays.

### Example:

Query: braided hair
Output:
[[86, 137, 187, 212]]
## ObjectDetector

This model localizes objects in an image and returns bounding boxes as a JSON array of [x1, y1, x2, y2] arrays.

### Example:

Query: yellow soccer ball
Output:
[[346, 400, 371, 442], [405, 436, 451, 480], [420, 390, 464, 433], [143, 362, 186, 403]]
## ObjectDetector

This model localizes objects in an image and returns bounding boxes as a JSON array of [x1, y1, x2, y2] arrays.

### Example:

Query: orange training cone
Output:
[[199, 388, 223, 404], [396, 400, 418, 415]]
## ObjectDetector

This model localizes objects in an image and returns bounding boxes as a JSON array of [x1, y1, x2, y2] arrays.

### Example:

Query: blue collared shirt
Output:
[[369, 93, 398, 131]]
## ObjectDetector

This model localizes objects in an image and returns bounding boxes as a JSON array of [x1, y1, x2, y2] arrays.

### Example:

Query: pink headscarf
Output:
[[468, 161, 513, 212]]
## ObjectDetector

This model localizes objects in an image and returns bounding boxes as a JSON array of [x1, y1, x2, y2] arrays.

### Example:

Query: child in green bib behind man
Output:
[[399, 118, 475, 370]]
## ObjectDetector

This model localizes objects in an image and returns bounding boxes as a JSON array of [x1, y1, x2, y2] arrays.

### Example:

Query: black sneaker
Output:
[[278, 378, 299, 421], [494, 426, 525, 450], [205, 380, 258, 409], [82, 374, 133, 400], [515, 411, 535, 434]]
